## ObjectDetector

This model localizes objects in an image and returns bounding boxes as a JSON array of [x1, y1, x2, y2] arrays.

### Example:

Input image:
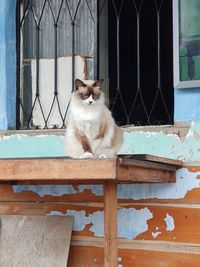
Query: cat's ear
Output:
[[75, 79, 86, 90], [93, 79, 103, 89]]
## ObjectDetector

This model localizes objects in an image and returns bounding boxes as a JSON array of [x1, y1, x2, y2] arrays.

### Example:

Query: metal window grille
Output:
[[16, 0, 173, 129]]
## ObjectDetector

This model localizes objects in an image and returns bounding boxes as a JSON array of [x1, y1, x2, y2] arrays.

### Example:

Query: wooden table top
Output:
[[0, 155, 182, 184]]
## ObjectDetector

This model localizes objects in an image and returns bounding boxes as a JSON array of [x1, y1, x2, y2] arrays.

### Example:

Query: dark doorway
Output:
[[108, 0, 174, 126]]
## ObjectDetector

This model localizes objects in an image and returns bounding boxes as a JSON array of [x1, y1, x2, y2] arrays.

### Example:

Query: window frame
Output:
[[173, 0, 200, 89]]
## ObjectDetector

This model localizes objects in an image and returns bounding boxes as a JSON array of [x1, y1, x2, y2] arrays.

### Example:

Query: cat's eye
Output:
[[83, 93, 89, 98], [80, 93, 88, 99], [93, 92, 100, 100]]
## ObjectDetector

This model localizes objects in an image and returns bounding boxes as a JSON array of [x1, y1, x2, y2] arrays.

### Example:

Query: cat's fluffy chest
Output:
[[77, 120, 100, 140], [71, 105, 103, 140]]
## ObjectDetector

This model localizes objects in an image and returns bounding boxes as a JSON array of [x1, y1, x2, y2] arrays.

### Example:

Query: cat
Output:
[[64, 79, 123, 158]]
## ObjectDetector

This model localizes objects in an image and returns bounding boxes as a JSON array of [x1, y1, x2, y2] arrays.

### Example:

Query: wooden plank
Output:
[[0, 158, 117, 181], [119, 158, 177, 171], [119, 248, 200, 267], [2, 202, 200, 244], [119, 154, 183, 166], [68, 245, 200, 267], [72, 236, 200, 254], [118, 164, 176, 183], [134, 205, 200, 244], [0, 184, 104, 203], [0, 156, 178, 183], [104, 183, 118, 267], [0, 202, 103, 217], [0, 215, 73, 267]]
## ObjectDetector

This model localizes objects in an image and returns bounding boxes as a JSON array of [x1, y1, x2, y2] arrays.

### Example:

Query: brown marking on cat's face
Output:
[[74, 79, 103, 105], [75, 128, 92, 153]]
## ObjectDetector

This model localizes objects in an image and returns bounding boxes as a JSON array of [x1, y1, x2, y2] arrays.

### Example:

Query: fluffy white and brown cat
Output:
[[64, 79, 123, 158]]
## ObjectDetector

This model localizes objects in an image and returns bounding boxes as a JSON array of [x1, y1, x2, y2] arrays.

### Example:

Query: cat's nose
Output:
[[89, 101, 93, 104]]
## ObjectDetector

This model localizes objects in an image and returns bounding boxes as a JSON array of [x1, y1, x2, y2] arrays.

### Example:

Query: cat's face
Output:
[[74, 79, 104, 107]]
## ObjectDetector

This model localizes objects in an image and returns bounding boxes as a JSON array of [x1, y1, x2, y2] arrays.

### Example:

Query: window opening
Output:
[[16, 0, 173, 129], [108, 0, 173, 125]]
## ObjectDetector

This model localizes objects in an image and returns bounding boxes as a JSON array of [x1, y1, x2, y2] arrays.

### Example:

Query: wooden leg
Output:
[[104, 182, 118, 267]]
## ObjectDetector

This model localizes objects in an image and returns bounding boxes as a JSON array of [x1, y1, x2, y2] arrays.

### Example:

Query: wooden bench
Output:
[[0, 154, 182, 267]]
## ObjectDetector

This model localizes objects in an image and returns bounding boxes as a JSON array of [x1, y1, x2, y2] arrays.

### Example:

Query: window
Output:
[[16, 0, 173, 129], [173, 0, 200, 88]]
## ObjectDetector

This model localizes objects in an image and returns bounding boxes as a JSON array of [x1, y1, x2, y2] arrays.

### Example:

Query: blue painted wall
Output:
[[174, 88, 200, 122], [0, 0, 16, 130]]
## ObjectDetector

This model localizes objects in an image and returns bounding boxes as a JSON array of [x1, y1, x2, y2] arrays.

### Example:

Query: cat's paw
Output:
[[101, 139, 112, 148], [80, 152, 94, 159], [96, 153, 116, 159]]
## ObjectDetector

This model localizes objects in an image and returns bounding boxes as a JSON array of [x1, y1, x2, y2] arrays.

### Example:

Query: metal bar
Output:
[[36, 25, 40, 97], [157, 11, 161, 89], [72, 20, 75, 91], [136, 13, 140, 90], [54, 23, 58, 96], [116, 16, 120, 90], [71, 0, 82, 90], [95, 2, 98, 80]]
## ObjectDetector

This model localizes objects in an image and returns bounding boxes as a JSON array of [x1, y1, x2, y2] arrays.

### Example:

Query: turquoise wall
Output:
[[1, 122, 200, 161]]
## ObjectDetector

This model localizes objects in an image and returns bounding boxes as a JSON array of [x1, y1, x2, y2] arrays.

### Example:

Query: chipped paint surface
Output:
[[152, 232, 161, 238], [13, 184, 103, 197], [1, 122, 200, 160], [118, 168, 200, 200], [13, 185, 77, 196], [12, 164, 200, 201], [164, 214, 175, 232], [2, 122, 200, 242], [119, 122, 200, 162], [48, 208, 153, 239], [118, 208, 153, 239]]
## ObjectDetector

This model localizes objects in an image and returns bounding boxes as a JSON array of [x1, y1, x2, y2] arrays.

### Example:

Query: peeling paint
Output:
[[13, 168, 200, 200], [164, 214, 175, 232], [118, 168, 200, 200], [13, 185, 77, 196], [48, 210, 104, 236], [1, 122, 200, 160], [48, 207, 153, 239], [78, 185, 103, 196], [89, 211, 104, 237], [118, 122, 200, 161], [152, 232, 161, 238], [13, 184, 103, 197], [118, 208, 153, 239]]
